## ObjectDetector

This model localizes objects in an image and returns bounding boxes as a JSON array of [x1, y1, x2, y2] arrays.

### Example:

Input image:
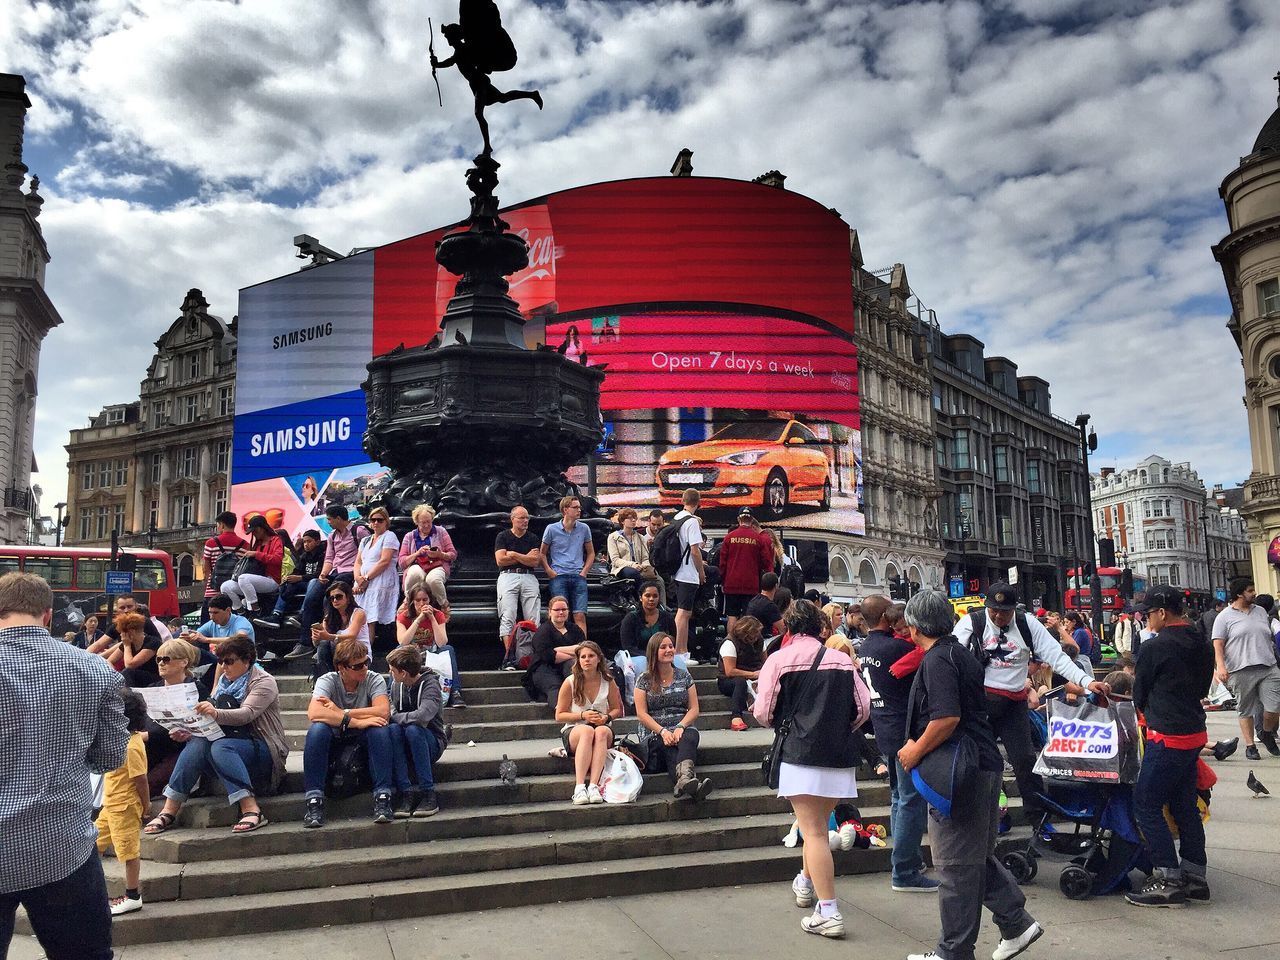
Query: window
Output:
[[98, 461, 110, 489], [172, 495, 194, 527], [994, 446, 1009, 482], [1260, 278, 1280, 316], [830, 555, 851, 583], [954, 430, 971, 469], [181, 446, 198, 478], [113, 503, 125, 534], [935, 437, 948, 469], [94, 506, 110, 540], [152, 401, 166, 429], [106, 407, 125, 424], [75, 559, 107, 589], [149, 499, 159, 530], [25, 557, 73, 588], [1027, 460, 1041, 494], [213, 487, 228, 516], [151, 453, 163, 484], [186, 352, 202, 381], [114, 458, 128, 487], [215, 440, 230, 473], [933, 383, 942, 412], [82, 462, 95, 491], [1169, 564, 1180, 585], [218, 385, 234, 417], [184, 394, 199, 423], [858, 559, 877, 586]]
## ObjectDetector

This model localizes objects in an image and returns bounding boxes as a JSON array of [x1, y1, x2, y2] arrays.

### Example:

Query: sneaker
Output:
[[1125, 873, 1187, 908], [572, 784, 589, 805], [1246, 744, 1262, 762], [448, 692, 467, 709], [501, 659, 518, 671], [394, 791, 420, 819], [1258, 730, 1280, 757], [992, 921, 1044, 959], [684, 656, 701, 666], [372, 792, 394, 824], [253, 613, 282, 628], [800, 911, 845, 939], [109, 895, 142, 916], [416, 788, 440, 817], [730, 717, 748, 731], [1212, 737, 1239, 762], [283, 615, 301, 629], [792, 874, 815, 908], [907, 954, 940, 960], [284, 642, 314, 660], [586, 783, 604, 804], [302, 797, 325, 828], [1183, 873, 1211, 902], [892, 875, 941, 893]]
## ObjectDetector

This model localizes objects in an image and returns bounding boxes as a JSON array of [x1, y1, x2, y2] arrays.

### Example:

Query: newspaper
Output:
[[138, 682, 224, 741]]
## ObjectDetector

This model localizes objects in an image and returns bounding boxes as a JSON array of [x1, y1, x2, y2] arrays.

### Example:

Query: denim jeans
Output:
[[889, 757, 929, 885], [272, 579, 308, 616], [388, 725, 443, 791], [164, 736, 273, 805], [0, 851, 112, 960], [1134, 738, 1206, 873], [548, 573, 589, 613], [302, 722, 394, 799]]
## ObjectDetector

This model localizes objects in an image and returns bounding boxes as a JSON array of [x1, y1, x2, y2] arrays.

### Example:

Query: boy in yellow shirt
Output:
[[96, 688, 150, 915]]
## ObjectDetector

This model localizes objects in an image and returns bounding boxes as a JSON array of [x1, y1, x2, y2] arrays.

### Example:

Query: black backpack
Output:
[[211, 541, 240, 587], [650, 515, 695, 577], [966, 609, 1033, 667]]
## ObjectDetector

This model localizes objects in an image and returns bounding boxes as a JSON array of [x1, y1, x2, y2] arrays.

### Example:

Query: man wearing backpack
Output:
[[668, 489, 706, 664], [201, 511, 247, 622], [952, 582, 1109, 818]]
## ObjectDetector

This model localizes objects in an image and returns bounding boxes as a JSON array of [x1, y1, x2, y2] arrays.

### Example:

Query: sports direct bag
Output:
[[423, 647, 456, 699], [599, 748, 643, 803], [1033, 698, 1142, 785], [649, 515, 694, 577]]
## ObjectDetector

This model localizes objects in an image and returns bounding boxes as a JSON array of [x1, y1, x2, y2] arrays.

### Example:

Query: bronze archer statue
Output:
[[431, 0, 543, 157]]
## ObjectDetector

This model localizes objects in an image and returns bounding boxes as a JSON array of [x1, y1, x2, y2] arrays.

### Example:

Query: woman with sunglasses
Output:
[[352, 507, 401, 644], [144, 635, 288, 835], [311, 580, 369, 678], [144, 638, 211, 797], [303, 637, 394, 827]]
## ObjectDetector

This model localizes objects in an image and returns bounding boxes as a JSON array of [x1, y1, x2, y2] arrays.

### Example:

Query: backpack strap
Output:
[[966, 609, 987, 658], [1014, 612, 1033, 649]]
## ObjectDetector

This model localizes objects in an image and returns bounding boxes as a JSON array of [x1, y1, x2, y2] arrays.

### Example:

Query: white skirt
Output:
[[776, 762, 859, 800]]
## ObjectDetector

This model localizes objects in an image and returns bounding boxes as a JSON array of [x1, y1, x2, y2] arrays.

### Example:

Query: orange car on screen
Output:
[[656, 419, 832, 519]]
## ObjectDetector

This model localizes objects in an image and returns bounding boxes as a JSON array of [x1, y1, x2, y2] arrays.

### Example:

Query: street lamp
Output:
[[54, 502, 67, 547], [1075, 413, 1104, 638]]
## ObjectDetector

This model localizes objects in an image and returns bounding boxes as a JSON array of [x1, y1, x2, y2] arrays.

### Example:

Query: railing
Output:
[[2, 488, 32, 511], [1247, 476, 1280, 502]]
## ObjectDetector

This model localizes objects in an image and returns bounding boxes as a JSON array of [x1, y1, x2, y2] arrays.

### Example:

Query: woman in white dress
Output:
[[352, 506, 400, 638]]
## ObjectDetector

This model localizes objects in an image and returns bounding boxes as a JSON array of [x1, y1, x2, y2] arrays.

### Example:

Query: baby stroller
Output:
[[1001, 689, 1151, 900]]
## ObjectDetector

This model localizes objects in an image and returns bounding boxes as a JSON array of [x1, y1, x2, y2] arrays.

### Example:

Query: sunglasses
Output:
[[370, 517, 388, 524], [328, 594, 346, 602], [217, 656, 241, 666], [340, 659, 371, 671], [155, 656, 184, 666]]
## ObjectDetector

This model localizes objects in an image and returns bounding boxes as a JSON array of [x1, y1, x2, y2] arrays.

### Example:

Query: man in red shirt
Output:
[[718, 509, 775, 632], [201, 512, 246, 621]]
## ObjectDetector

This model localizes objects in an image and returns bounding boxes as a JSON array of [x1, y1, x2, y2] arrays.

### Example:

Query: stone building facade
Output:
[[64, 290, 237, 583], [0, 74, 61, 543], [1216, 77, 1280, 592]]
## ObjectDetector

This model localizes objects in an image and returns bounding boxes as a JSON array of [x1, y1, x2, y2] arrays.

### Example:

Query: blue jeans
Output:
[[889, 757, 929, 885], [388, 725, 443, 791], [302, 722, 393, 799], [272, 579, 308, 615], [164, 736, 273, 805], [0, 851, 112, 960], [1134, 738, 1206, 873], [549, 573, 589, 613]]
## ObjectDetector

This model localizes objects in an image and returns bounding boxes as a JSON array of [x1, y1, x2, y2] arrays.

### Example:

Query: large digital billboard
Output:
[[231, 177, 862, 538]]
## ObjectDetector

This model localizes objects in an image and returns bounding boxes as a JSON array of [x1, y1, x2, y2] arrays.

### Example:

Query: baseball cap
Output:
[[1135, 584, 1183, 615], [984, 582, 1018, 611], [737, 507, 754, 519]]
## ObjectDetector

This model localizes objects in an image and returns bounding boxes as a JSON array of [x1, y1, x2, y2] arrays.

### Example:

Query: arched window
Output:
[[858, 559, 877, 586], [830, 555, 851, 583], [1162, 468, 1170, 483], [906, 564, 923, 590], [884, 562, 900, 582]]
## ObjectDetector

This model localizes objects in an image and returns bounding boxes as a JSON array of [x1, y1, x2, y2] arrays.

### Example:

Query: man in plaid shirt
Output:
[[1, 572, 128, 959]]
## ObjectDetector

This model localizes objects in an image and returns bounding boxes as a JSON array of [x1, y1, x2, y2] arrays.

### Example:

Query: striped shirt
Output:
[[0, 625, 129, 892]]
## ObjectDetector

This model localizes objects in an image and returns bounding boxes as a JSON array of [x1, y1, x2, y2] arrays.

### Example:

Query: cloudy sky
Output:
[[3, 0, 1278, 510]]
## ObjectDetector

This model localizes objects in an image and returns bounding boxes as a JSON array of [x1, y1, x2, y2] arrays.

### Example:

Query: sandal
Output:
[[548, 746, 568, 758], [143, 812, 175, 835], [232, 811, 269, 834]]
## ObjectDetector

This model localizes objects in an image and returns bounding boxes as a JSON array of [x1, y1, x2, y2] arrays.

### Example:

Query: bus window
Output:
[[76, 559, 108, 590], [24, 557, 74, 589], [0, 555, 19, 577], [135, 560, 168, 591]]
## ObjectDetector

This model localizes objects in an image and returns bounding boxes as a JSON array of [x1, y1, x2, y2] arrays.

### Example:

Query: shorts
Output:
[[674, 580, 702, 612], [724, 593, 752, 617], [561, 722, 613, 755], [548, 574, 589, 614], [95, 803, 143, 862], [1228, 664, 1280, 716]]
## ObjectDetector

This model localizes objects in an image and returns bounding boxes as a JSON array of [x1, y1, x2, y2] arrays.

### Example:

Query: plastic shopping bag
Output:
[[599, 748, 643, 803], [423, 647, 456, 699], [1033, 697, 1141, 784]]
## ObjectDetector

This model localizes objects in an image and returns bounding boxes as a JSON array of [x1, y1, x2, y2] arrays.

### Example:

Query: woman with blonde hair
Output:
[[554, 641, 622, 804], [352, 506, 400, 639], [398, 504, 457, 611]]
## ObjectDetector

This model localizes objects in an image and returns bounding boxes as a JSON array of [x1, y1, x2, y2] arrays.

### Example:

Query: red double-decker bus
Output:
[[1064, 566, 1124, 616], [0, 546, 179, 635]]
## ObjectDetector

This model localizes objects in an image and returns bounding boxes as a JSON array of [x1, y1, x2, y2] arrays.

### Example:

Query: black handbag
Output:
[[212, 691, 255, 740], [326, 734, 371, 799], [760, 647, 826, 789], [231, 554, 265, 579]]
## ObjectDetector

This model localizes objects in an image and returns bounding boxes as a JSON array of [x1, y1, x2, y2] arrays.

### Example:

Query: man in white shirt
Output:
[[671, 488, 706, 665], [953, 582, 1108, 816], [1211, 576, 1280, 762]]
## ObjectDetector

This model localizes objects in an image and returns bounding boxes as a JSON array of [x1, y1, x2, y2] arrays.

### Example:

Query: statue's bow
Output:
[[428, 16, 443, 107]]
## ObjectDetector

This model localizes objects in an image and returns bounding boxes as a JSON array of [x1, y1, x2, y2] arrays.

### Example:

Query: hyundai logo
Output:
[[681, 459, 694, 466]]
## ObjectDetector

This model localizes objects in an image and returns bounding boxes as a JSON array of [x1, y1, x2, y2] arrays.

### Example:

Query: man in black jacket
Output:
[[1127, 585, 1215, 908]]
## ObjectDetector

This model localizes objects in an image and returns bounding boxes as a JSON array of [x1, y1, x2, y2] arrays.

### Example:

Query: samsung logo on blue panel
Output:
[[249, 417, 352, 456]]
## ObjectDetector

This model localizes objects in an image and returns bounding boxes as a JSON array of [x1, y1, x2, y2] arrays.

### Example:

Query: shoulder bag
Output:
[[760, 646, 825, 789]]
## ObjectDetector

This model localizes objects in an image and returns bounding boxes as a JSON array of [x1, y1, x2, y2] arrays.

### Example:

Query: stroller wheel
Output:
[[1059, 865, 1093, 900], [1002, 851, 1037, 884]]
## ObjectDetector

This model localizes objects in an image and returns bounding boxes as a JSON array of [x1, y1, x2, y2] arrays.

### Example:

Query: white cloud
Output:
[[7, 0, 1278, 513]]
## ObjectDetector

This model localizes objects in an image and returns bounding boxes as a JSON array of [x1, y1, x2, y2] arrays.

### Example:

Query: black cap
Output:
[[1135, 584, 1183, 615], [246, 514, 272, 532], [984, 582, 1017, 611], [737, 507, 754, 519]]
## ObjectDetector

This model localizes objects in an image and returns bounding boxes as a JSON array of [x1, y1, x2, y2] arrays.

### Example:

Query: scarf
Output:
[[215, 666, 253, 704]]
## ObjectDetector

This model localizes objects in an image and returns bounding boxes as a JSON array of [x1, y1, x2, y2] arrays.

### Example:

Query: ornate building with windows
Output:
[[1, 74, 61, 543], [1216, 76, 1280, 591], [64, 289, 237, 583], [836, 242, 945, 600]]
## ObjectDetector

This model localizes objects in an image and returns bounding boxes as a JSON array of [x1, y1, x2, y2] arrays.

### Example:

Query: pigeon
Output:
[[423, 334, 441, 351], [498, 754, 518, 788], [1248, 770, 1270, 798], [454, 329, 468, 345]]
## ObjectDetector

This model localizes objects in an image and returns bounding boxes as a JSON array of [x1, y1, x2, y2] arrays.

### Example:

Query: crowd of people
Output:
[[11, 480, 1277, 960]]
